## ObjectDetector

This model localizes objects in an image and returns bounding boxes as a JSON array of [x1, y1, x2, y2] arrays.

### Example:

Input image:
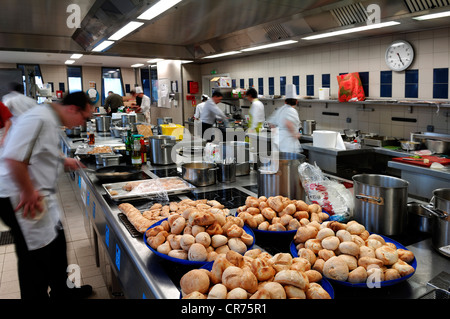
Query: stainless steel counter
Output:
[[59, 131, 450, 300]]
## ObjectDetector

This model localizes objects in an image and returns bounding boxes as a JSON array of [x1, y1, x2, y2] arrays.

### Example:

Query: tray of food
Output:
[[289, 220, 416, 288], [104, 177, 196, 200], [179, 249, 334, 299], [236, 195, 330, 235], [144, 208, 255, 266]]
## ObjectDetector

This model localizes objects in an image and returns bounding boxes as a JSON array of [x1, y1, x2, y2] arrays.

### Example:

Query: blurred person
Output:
[[131, 87, 151, 123], [200, 91, 228, 142], [2, 83, 37, 120], [193, 94, 208, 136], [0, 91, 94, 300], [0, 101, 13, 147], [104, 90, 124, 115], [267, 84, 302, 153], [245, 88, 265, 133]]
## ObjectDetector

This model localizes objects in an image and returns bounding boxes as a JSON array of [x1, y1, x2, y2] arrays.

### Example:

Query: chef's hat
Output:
[[135, 86, 143, 94], [285, 84, 299, 99]]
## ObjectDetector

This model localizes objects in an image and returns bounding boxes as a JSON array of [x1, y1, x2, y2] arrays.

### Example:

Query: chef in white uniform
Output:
[[193, 94, 208, 136], [267, 84, 302, 153], [245, 88, 265, 133], [135, 86, 151, 124], [2, 83, 37, 121]]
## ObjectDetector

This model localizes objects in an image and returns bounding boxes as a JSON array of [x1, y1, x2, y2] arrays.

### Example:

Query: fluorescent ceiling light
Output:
[[241, 40, 298, 52], [413, 10, 450, 20], [180, 60, 193, 64], [202, 51, 242, 59], [65, 60, 75, 64], [147, 58, 164, 63], [131, 63, 144, 68], [70, 54, 83, 59], [138, 0, 183, 20], [92, 40, 115, 52], [302, 21, 400, 40], [109, 21, 144, 41]]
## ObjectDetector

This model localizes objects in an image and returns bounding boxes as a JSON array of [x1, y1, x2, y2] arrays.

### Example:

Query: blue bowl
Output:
[[290, 234, 417, 288], [144, 218, 255, 267]]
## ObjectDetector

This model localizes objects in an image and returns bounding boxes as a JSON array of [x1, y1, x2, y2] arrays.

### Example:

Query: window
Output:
[[248, 78, 254, 89], [359, 72, 369, 97], [293, 76, 300, 95], [268, 77, 274, 95], [405, 69, 419, 98], [67, 66, 83, 94], [258, 78, 264, 95], [232, 79, 236, 89], [102, 67, 124, 104], [306, 75, 314, 96], [150, 66, 158, 104], [322, 74, 330, 88], [17, 64, 44, 98], [380, 70, 392, 97], [280, 76, 286, 96], [240, 79, 245, 88], [141, 68, 151, 98], [433, 68, 449, 99]]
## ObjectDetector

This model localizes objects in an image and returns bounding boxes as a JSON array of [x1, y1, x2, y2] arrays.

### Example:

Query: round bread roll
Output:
[[207, 284, 228, 299], [168, 249, 188, 260], [227, 287, 248, 299], [249, 288, 271, 299], [375, 245, 399, 265], [180, 269, 210, 295], [183, 225, 193, 235], [244, 248, 262, 259], [318, 249, 335, 261], [284, 285, 306, 299], [182, 291, 206, 299], [359, 245, 376, 258], [384, 268, 401, 281], [188, 243, 208, 261], [226, 250, 245, 268], [397, 249, 414, 263], [295, 200, 309, 211], [251, 258, 276, 281], [294, 226, 319, 244], [240, 268, 258, 293], [269, 253, 293, 271], [317, 227, 335, 240], [339, 241, 360, 257], [191, 225, 206, 237], [322, 236, 340, 251], [337, 254, 358, 271], [357, 256, 384, 269], [207, 251, 219, 262], [215, 244, 230, 254], [367, 267, 384, 282], [240, 233, 254, 246], [228, 238, 247, 254], [261, 207, 277, 220], [291, 257, 311, 272], [261, 282, 286, 299], [351, 235, 365, 247], [211, 234, 228, 248], [195, 232, 211, 248], [226, 224, 244, 238], [323, 256, 349, 281], [156, 241, 171, 255], [221, 266, 243, 290], [288, 218, 301, 230], [297, 248, 317, 266], [367, 234, 386, 245], [348, 266, 367, 283], [305, 269, 322, 283], [280, 214, 293, 226], [168, 234, 182, 250], [274, 270, 309, 290], [206, 221, 223, 236], [366, 238, 383, 250], [258, 221, 270, 231], [336, 229, 352, 242], [312, 258, 325, 273], [391, 260, 415, 277], [210, 254, 233, 284], [346, 222, 365, 235], [306, 283, 331, 299], [180, 234, 195, 251]]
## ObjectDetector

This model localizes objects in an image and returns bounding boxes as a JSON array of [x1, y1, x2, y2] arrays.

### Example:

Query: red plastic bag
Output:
[[336, 72, 365, 102]]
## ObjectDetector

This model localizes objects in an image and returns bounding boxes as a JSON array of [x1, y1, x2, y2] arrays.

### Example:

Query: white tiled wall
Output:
[[200, 27, 450, 138]]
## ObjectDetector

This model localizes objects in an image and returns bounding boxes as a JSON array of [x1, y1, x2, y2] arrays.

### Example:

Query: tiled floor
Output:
[[0, 173, 110, 299]]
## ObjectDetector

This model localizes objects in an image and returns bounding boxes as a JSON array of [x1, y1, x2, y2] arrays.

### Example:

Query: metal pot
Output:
[[181, 162, 217, 187], [220, 141, 250, 176], [66, 126, 81, 137], [407, 202, 433, 234], [257, 152, 306, 200], [217, 162, 236, 183], [400, 140, 420, 151], [425, 139, 450, 155], [122, 114, 137, 132], [421, 188, 450, 257], [302, 120, 316, 136], [352, 174, 409, 236], [149, 135, 177, 165], [96, 116, 112, 132]]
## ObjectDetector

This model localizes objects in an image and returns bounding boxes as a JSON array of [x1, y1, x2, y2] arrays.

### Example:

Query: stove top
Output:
[[185, 188, 251, 209], [149, 167, 181, 178]]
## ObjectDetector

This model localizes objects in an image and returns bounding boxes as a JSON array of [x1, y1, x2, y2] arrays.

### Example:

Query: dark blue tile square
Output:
[[307, 85, 314, 96], [258, 78, 264, 95], [433, 68, 449, 84], [380, 70, 392, 84], [380, 84, 392, 98], [322, 74, 330, 86], [307, 74, 314, 86], [268, 77, 274, 86], [405, 69, 419, 84], [339, 72, 348, 76], [362, 84, 369, 97], [359, 72, 369, 85], [405, 83, 418, 98], [293, 76, 300, 94], [280, 76, 286, 95], [433, 83, 449, 99], [249, 78, 254, 88], [232, 79, 236, 88], [268, 77, 274, 95], [240, 79, 245, 88]]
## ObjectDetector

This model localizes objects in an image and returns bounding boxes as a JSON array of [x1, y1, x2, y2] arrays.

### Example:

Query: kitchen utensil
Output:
[[420, 188, 450, 257], [400, 140, 420, 151], [122, 114, 137, 129], [425, 139, 450, 155], [101, 154, 122, 167], [95, 116, 112, 132], [344, 129, 361, 139], [92, 165, 141, 183], [149, 135, 177, 165], [181, 162, 218, 187], [257, 152, 306, 200], [407, 202, 433, 234], [301, 120, 316, 136], [352, 174, 409, 236], [217, 161, 236, 183], [65, 126, 81, 137], [219, 141, 250, 176]]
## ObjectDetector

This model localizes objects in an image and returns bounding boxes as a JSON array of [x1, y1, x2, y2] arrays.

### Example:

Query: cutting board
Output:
[[392, 155, 450, 167]]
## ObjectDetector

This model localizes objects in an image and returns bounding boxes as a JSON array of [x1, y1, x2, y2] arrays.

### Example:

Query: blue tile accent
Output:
[[307, 74, 314, 86], [280, 76, 286, 95], [293, 75, 299, 95], [232, 79, 236, 88], [322, 74, 330, 87], [433, 83, 448, 99], [380, 84, 392, 98], [380, 70, 392, 84], [405, 83, 419, 98], [249, 78, 254, 88], [307, 74, 314, 96], [434, 68, 448, 84], [240, 79, 245, 88], [405, 69, 419, 84], [269, 77, 274, 95], [359, 72, 369, 96], [258, 77, 264, 95]]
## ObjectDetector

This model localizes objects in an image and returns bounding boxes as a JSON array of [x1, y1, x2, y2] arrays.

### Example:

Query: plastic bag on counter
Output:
[[298, 162, 353, 222]]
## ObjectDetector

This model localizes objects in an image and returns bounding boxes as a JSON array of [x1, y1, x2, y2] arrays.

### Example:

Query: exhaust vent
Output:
[[263, 23, 291, 41], [330, 2, 368, 26], [404, 0, 450, 13]]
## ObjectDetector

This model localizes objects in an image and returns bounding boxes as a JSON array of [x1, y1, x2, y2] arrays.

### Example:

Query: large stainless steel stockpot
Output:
[[181, 162, 217, 187], [149, 135, 176, 165], [352, 174, 409, 236]]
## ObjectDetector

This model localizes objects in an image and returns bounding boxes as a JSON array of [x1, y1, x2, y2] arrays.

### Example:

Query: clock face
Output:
[[385, 40, 414, 72]]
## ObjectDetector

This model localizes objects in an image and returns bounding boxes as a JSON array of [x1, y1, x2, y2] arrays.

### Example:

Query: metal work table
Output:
[[59, 131, 449, 300]]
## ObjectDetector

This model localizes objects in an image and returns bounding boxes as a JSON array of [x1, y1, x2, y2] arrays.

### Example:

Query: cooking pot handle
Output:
[[355, 194, 383, 203], [420, 204, 448, 219]]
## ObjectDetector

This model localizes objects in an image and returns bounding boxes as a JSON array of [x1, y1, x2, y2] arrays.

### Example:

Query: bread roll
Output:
[[258, 221, 270, 231], [308, 203, 321, 214], [194, 232, 211, 248], [182, 291, 206, 299], [366, 238, 383, 250], [227, 287, 248, 299], [317, 249, 335, 261], [348, 266, 367, 283], [205, 221, 223, 236], [228, 238, 247, 254], [351, 235, 365, 247], [207, 251, 219, 262], [384, 268, 401, 281], [357, 256, 384, 269], [312, 258, 325, 274], [215, 245, 230, 254], [188, 243, 208, 261], [240, 233, 254, 246], [337, 254, 358, 271], [359, 245, 376, 258], [375, 245, 399, 265], [336, 229, 352, 242], [291, 257, 311, 272], [261, 207, 277, 220], [211, 234, 228, 248], [180, 269, 210, 295], [261, 282, 286, 299], [322, 236, 340, 251], [156, 241, 171, 255], [226, 224, 244, 238], [323, 256, 349, 281], [210, 254, 233, 284], [251, 258, 276, 281], [280, 203, 296, 217], [244, 248, 262, 259], [297, 248, 317, 266], [274, 270, 309, 290], [226, 250, 244, 267], [180, 234, 195, 251], [391, 260, 415, 277], [339, 241, 360, 257], [249, 288, 271, 299], [367, 234, 386, 245], [294, 225, 319, 244], [207, 284, 227, 299], [191, 225, 206, 237], [306, 283, 331, 299], [238, 212, 257, 229], [367, 267, 384, 282], [168, 249, 188, 260], [294, 200, 309, 211], [284, 285, 306, 299], [317, 228, 335, 240], [305, 270, 322, 283], [288, 218, 301, 231], [346, 222, 365, 235], [294, 211, 309, 221], [305, 238, 323, 254], [267, 196, 284, 213], [269, 253, 293, 272], [397, 249, 414, 263]]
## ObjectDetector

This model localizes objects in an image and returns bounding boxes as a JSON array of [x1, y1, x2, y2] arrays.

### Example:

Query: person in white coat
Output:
[[193, 94, 208, 136], [245, 88, 265, 133], [134, 86, 151, 124], [2, 83, 37, 121], [267, 84, 302, 153]]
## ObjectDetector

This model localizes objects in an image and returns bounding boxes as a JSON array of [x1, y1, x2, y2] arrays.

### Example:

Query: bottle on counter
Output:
[[131, 136, 142, 169], [125, 128, 133, 165], [87, 121, 95, 145], [140, 136, 147, 164]]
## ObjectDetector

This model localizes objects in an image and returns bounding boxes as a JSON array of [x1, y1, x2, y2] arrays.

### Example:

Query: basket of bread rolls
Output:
[[179, 249, 334, 299], [289, 220, 416, 288], [236, 196, 329, 235], [144, 203, 255, 266]]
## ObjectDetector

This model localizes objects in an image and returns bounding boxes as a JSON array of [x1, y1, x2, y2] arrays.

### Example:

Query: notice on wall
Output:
[[157, 78, 170, 108]]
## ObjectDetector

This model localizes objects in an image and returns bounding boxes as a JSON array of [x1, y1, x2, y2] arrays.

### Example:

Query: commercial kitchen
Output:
[[0, 0, 449, 302]]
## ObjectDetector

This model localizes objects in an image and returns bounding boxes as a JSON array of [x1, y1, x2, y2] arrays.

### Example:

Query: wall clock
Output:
[[385, 40, 414, 72]]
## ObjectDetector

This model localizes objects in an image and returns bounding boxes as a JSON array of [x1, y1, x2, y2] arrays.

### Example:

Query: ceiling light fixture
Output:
[[241, 40, 298, 52], [109, 21, 144, 41], [147, 58, 164, 63], [138, 0, 183, 21], [131, 63, 144, 68], [413, 10, 450, 20], [70, 54, 83, 59], [92, 40, 115, 52], [302, 21, 400, 40], [202, 51, 242, 59], [180, 60, 193, 64], [65, 60, 75, 64]]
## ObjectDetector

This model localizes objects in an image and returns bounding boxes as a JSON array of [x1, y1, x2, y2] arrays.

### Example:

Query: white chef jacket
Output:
[[199, 99, 227, 125], [0, 104, 64, 250], [140, 94, 151, 123], [249, 99, 265, 130], [194, 102, 206, 136], [268, 104, 302, 153], [2, 91, 38, 120]]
